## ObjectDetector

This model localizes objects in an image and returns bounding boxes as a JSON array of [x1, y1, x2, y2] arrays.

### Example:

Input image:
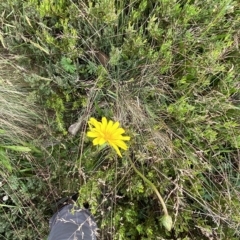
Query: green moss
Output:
[[1, 0, 240, 239]]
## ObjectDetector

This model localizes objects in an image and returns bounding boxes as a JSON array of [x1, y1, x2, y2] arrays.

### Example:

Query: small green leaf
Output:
[[1, 145, 31, 152], [60, 57, 76, 73], [0, 149, 12, 172], [0, 129, 5, 134], [0, 204, 16, 208]]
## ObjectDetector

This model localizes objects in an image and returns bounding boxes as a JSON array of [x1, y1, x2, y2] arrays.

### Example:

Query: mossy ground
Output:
[[0, 0, 240, 239]]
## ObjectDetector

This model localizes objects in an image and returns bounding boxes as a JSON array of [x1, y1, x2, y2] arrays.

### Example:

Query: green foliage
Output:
[[0, 142, 32, 173], [0, 148, 12, 172], [0, 55, 51, 239], [1, 0, 240, 239], [60, 57, 76, 74]]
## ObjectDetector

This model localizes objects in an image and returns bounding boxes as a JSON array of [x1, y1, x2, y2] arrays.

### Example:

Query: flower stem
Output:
[[129, 158, 169, 216]]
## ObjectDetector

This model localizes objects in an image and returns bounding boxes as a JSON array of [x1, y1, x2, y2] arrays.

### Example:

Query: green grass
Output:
[[0, 0, 240, 239], [0, 51, 49, 239]]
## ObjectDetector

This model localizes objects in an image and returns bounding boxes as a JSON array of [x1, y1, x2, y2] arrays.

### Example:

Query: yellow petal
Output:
[[112, 140, 128, 150], [110, 142, 122, 157], [116, 136, 130, 141], [111, 121, 120, 131], [87, 131, 100, 138], [98, 138, 106, 145], [93, 138, 100, 145], [112, 135, 131, 141], [101, 117, 108, 132], [106, 120, 114, 133], [93, 137, 106, 145], [111, 128, 125, 136], [89, 118, 101, 128]]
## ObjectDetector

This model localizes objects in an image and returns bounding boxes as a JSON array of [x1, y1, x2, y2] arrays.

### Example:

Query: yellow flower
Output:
[[87, 117, 130, 157]]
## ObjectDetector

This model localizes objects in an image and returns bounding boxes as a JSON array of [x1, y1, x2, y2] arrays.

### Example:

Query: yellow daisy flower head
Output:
[[87, 117, 130, 157]]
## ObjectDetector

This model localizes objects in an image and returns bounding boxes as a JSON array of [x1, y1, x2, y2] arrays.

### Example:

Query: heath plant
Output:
[[0, 0, 240, 239]]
